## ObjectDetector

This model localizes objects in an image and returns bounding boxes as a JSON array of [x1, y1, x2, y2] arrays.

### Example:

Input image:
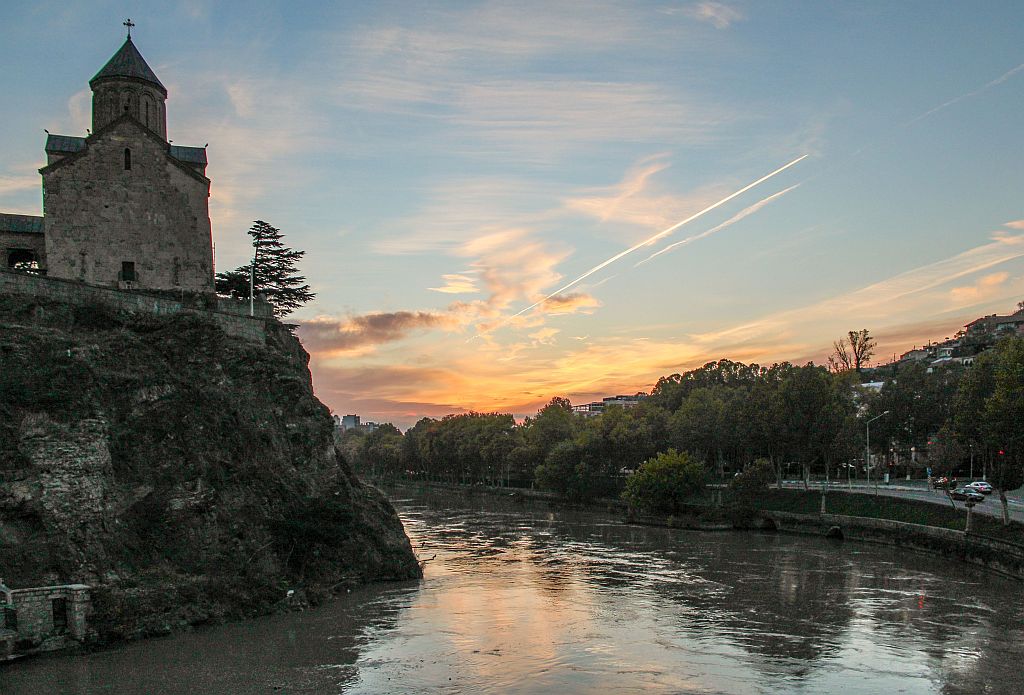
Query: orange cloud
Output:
[[948, 271, 1010, 306], [538, 292, 601, 316], [428, 273, 480, 294]]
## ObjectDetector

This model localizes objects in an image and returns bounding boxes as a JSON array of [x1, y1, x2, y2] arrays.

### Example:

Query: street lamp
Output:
[[866, 411, 890, 495], [249, 237, 262, 317]]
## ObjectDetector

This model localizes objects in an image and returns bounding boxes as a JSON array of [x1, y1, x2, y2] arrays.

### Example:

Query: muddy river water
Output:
[[3, 487, 1023, 694]]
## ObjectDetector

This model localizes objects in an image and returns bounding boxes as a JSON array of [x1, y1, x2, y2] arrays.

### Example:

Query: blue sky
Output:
[[2, 1, 1023, 426]]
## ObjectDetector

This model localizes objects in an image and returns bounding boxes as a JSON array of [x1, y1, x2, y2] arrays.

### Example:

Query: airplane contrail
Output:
[[635, 184, 800, 267], [905, 62, 1024, 127], [476, 154, 807, 336]]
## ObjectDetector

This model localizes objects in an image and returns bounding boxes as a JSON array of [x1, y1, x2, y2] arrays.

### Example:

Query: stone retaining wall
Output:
[[0, 268, 268, 341], [763, 511, 1024, 579]]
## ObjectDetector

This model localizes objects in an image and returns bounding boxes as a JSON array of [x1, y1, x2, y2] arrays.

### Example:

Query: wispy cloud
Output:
[[0, 172, 39, 196], [693, 227, 1024, 353], [563, 154, 722, 234], [429, 273, 480, 295], [540, 292, 602, 316], [948, 271, 1012, 307], [684, 2, 744, 29]]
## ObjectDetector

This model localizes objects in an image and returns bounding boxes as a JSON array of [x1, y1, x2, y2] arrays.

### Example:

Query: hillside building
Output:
[[1, 29, 213, 292]]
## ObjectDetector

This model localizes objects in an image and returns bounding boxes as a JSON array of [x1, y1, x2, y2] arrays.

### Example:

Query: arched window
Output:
[[124, 148, 132, 170]]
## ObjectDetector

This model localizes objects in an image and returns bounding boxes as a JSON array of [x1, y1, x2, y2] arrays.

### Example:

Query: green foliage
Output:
[[730, 458, 775, 496], [356, 425, 403, 479], [622, 449, 707, 514], [534, 440, 587, 501], [215, 220, 315, 317]]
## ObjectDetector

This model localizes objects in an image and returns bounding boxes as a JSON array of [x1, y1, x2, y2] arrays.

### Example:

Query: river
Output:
[[3, 486, 1023, 694]]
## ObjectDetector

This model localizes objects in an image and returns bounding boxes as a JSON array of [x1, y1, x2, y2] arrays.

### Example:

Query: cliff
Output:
[[0, 294, 420, 643]]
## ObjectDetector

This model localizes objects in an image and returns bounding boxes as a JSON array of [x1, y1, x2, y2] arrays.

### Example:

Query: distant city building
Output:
[[572, 394, 645, 417], [332, 414, 379, 433]]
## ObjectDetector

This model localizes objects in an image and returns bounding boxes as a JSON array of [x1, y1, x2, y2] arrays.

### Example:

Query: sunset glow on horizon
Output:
[[2, 2, 1023, 427]]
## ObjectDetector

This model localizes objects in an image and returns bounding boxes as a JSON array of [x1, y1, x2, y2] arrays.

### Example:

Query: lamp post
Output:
[[866, 411, 890, 495], [248, 238, 261, 317]]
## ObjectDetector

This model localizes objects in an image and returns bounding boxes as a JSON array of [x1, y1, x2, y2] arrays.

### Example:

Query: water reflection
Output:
[[2, 487, 1022, 694]]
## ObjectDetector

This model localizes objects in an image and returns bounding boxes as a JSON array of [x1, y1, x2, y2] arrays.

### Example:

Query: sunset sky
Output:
[[2, 1, 1023, 427]]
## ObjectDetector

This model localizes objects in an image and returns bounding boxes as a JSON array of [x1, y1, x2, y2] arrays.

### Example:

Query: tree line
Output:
[[340, 333, 1024, 525]]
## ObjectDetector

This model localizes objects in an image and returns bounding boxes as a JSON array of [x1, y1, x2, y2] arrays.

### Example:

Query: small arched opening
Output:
[[124, 148, 132, 170], [825, 525, 845, 540], [760, 517, 779, 532]]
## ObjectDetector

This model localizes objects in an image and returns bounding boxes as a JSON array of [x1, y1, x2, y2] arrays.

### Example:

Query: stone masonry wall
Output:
[[0, 269, 268, 341], [8, 585, 90, 652], [1, 231, 46, 269], [42, 118, 212, 292]]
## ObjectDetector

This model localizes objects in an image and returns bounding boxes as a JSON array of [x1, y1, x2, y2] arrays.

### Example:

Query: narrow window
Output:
[[51, 598, 67, 634], [124, 148, 132, 170], [121, 261, 136, 282], [145, 102, 151, 126]]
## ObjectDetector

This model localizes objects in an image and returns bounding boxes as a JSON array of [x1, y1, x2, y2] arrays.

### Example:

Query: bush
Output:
[[622, 449, 707, 514], [729, 458, 775, 505]]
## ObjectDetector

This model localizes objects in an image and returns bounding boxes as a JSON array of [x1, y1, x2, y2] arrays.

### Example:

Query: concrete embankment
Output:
[[385, 480, 1024, 580]]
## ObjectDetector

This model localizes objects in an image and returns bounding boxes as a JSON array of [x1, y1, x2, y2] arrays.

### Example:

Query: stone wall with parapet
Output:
[[0, 268, 270, 341]]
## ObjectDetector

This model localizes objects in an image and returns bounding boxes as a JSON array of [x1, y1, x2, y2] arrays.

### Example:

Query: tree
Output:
[[357, 423, 403, 479], [215, 220, 315, 317], [983, 337, 1024, 524], [828, 329, 876, 373], [535, 440, 592, 501], [526, 397, 578, 459], [622, 450, 707, 514]]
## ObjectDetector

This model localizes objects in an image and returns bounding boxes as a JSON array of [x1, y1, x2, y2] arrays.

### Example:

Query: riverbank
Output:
[[383, 480, 1024, 580]]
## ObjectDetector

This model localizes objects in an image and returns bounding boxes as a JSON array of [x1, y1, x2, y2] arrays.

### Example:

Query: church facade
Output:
[[1, 34, 214, 293]]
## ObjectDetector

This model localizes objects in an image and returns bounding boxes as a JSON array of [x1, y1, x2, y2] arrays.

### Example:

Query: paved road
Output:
[[778, 479, 1024, 523]]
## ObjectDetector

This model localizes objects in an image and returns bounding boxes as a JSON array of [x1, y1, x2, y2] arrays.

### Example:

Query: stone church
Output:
[[0, 32, 214, 292]]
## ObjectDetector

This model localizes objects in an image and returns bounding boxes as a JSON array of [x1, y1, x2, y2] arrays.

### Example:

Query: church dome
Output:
[[89, 37, 166, 95]]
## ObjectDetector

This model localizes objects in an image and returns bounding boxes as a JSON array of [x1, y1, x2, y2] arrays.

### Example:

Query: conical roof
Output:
[[89, 37, 166, 94]]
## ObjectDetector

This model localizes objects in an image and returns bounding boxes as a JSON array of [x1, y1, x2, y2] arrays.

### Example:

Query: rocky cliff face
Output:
[[0, 295, 420, 642]]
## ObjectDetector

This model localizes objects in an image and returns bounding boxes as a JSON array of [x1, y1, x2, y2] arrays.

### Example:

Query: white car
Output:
[[965, 481, 993, 495]]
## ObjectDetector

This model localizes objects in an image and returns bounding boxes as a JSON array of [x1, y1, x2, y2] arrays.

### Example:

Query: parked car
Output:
[[966, 481, 993, 494], [950, 487, 985, 503], [932, 476, 952, 489]]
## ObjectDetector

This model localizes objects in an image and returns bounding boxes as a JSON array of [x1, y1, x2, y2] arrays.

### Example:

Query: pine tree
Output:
[[214, 220, 315, 317]]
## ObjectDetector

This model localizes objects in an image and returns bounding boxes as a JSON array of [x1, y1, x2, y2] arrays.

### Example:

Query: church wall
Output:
[[42, 120, 213, 292]]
